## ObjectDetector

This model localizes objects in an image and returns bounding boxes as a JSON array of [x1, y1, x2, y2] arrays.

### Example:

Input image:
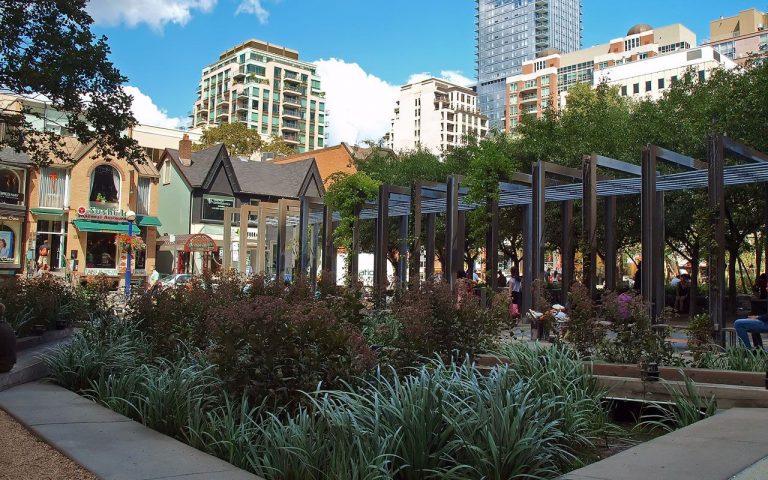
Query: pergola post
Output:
[[374, 185, 390, 303], [604, 196, 617, 292], [641, 146, 656, 314], [298, 198, 310, 281], [582, 154, 598, 297], [560, 200, 573, 302], [485, 196, 499, 290], [223, 206, 238, 271], [276, 199, 288, 281], [653, 191, 666, 317], [445, 176, 459, 288], [398, 214, 408, 287], [456, 211, 466, 276], [532, 161, 546, 305], [425, 213, 436, 281], [410, 183, 422, 288], [322, 204, 335, 283], [522, 203, 533, 314], [349, 204, 361, 285], [708, 134, 726, 344]]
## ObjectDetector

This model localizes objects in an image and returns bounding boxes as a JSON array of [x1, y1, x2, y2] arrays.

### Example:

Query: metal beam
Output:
[[425, 213, 435, 281], [485, 196, 499, 291], [605, 196, 617, 292], [410, 183, 422, 288], [349, 204, 361, 285], [708, 134, 726, 344], [560, 200, 573, 304], [398, 214, 408, 287], [522, 204, 533, 314], [654, 145, 708, 170], [374, 185, 390, 303], [723, 136, 768, 163], [445, 176, 459, 287], [298, 198, 309, 280], [276, 199, 288, 281], [596, 155, 642, 177], [653, 192, 665, 317], [532, 161, 546, 306], [641, 146, 656, 315]]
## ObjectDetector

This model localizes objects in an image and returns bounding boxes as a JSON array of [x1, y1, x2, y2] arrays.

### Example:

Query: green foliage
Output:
[[640, 373, 717, 433], [687, 313, 714, 361], [596, 291, 676, 365], [564, 283, 606, 356], [194, 122, 263, 155], [0, 0, 144, 165], [261, 134, 295, 155], [0, 276, 108, 335], [324, 172, 380, 250], [693, 347, 768, 372]]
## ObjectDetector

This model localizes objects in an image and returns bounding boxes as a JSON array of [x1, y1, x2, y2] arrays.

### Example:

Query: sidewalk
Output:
[[0, 382, 260, 480], [562, 408, 768, 480]]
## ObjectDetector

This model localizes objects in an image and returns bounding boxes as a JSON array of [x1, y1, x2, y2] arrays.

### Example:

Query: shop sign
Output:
[[0, 191, 23, 203], [0, 212, 23, 222], [77, 206, 127, 222], [185, 234, 217, 252]]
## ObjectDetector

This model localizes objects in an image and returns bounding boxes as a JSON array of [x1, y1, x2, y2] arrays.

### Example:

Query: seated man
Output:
[[734, 313, 768, 349]]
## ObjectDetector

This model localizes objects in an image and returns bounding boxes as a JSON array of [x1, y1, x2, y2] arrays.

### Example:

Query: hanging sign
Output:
[[77, 206, 127, 222]]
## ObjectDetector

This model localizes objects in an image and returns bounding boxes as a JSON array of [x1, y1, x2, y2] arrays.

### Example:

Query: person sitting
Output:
[[496, 270, 507, 289], [734, 313, 768, 350], [754, 273, 768, 299], [675, 274, 690, 314]]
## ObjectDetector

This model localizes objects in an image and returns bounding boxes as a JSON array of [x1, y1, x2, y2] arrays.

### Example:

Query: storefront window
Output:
[[89, 165, 120, 206], [0, 225, 17, 263], [0, 168, 23, 205], [202, 195, 235, 222], [85, 232, 117, 269], [39, 167, 66, 208], [135, 228, 147, 271], [137, 177, 151, 215]]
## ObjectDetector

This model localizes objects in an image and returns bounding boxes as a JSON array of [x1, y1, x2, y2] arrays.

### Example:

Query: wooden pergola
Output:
[[296, 135, 768, 342]]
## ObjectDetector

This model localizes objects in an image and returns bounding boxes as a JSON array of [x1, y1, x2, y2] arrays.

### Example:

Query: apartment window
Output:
[[658, 78, 665, 89], [632, 83, 639, 94], [38, 167, 66, 208], [598, 61, 609, 70], [136, 177, 150, 216], [698, 70, 706, 83], [760, 34, 768, 52], [645, 81, 652, 92], [509, 83, 518, 92], [639, 53, 649, 60], [541, 76, 550, 86], [89, 165, 120, 207], [624, 37, 640, 51], [524, 79, 536, 89], [671, 75, 678, 85], [621, 85, 627, 96]]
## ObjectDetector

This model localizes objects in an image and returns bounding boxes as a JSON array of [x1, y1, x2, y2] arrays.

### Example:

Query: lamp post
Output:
[[125, 210, 136, 299]]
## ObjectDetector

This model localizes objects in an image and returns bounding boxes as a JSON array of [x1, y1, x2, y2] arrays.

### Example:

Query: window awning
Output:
[[137, 215, 162, 227], [72, 219, 130, 234], [31, 207, 65, 217]]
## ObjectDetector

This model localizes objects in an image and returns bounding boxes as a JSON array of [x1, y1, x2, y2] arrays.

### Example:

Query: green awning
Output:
[[137, 215, 162, 227], [31, 207, 65, 216], [72, 219, 130, 234]]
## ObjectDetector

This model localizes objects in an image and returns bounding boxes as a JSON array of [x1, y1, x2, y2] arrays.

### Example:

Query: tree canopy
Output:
[[0, 0, 143, 165], [195, 123, 299, 157]]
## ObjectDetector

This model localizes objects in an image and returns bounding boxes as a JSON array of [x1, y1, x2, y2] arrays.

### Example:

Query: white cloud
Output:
[[124, 86, 189, 129], [235, 0, 269, 23], [314, 58, 399, 146], [87, 0, 217, 31], [407, 70, 475, 87]]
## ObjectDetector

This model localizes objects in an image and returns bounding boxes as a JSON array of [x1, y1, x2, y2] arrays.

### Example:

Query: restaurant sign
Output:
[[184, 234, 217, 252], [77, 206, 127, 222]]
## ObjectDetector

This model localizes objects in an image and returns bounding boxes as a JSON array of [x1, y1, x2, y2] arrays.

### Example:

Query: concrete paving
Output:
[[562, 408, 768, 480], [0, 382, 261, 480], [0, 334, 72, 392]]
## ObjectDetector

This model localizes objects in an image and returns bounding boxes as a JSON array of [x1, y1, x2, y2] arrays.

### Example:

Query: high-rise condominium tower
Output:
[[192, 40, 327, 154], [476, 0, 582, 129]]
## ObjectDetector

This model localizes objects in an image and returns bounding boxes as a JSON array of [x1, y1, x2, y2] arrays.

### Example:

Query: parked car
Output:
[[159, 274, 193, 289]]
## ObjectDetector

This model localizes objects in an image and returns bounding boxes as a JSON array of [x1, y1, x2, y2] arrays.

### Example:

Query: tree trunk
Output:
[[728, 249, 738, 315]]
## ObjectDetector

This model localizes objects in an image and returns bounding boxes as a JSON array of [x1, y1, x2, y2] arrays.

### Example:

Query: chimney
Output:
[[179, 134, 192, 166]]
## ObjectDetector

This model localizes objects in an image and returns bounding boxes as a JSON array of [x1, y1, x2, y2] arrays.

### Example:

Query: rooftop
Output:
[[218, 39, 299, 61]]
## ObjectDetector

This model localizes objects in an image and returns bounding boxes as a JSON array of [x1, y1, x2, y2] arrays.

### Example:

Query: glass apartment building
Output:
[[476, 0, 582, 129]]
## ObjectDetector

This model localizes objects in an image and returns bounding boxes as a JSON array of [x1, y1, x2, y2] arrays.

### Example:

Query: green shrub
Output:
[[639, 373, 717, 432], [206, 295, 375, 407], [687, 313, 714, 362], [565, 283, 606, 356]]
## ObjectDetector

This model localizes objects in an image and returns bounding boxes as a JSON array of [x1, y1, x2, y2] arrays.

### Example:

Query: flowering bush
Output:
[[116, 233, 145, 252]]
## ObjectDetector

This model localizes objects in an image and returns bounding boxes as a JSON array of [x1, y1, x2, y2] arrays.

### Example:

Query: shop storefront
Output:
[[157, 233, 219, 276], [0, 162, 30, 276]]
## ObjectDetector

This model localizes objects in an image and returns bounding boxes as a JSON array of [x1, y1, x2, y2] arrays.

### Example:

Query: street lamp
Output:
[[125, 210, 136, 299]]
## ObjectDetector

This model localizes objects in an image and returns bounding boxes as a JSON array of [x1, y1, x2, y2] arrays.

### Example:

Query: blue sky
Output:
[[88, 0, 764, 143]]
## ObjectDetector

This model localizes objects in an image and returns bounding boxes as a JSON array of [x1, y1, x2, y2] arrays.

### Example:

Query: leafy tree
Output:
[[262, 135, 295, 156], [0, 0, 143, 165], [194, 122, 263, 156]]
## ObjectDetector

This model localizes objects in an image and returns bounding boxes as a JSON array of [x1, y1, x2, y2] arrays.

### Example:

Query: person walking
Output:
[[37, 239, 49, 269]]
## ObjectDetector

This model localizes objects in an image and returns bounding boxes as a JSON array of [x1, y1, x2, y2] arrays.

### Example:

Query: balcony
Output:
[[283, 108, 303, 119], [284, 83, 306, 95], [284, 73, 302, 85], [282, 121, 300, 132], [282, 96, 302, 107], [283, 134, 300, 144], [520, 94, 538, 104]]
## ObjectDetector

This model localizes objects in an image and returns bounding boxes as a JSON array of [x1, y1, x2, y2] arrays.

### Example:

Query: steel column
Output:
[[708, 135, 726, 344], [641, 146, 656, 313], [349, 204, 361, 285], [445, 176, 458, 287], [410, 184, 422, 287], [522, 204, 533, 313], [485, 197, 499, 290], [605, 196, 617, 292], [276, 199, 288, 281], [532, 162, 546, 298], [582, 155, 598, 297], [375, 185, 390, 302], [653, 192, 666, 317], [560, 200, 573, 303], [425, 213, 436, 281], [322, 205, 334, 280], [456, 211, 466, 276], [398, 214, 408, 287], [298, 198, 310, 280]]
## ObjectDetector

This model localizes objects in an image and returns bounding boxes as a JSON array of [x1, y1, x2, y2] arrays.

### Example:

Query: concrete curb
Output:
[[0, 335, 72, 392], [0, 382, 261, 480]]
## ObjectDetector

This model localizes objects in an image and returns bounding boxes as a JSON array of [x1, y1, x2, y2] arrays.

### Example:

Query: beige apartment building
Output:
[[191, 39, 328, 154], [504, 23, 740, 130], [386, 78, 488, 154], [704, 8, 768, 65]]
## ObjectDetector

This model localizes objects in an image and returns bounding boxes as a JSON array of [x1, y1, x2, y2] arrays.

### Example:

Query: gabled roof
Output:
[[229, 156, 323, 198], [0, 147, 32, 167], [163, 144, 225, 188]]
